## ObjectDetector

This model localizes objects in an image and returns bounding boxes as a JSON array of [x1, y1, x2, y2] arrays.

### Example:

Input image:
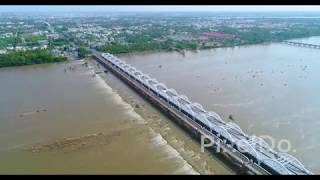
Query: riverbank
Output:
[[96, 35, 319, 56], [0, 49, 68, 68]]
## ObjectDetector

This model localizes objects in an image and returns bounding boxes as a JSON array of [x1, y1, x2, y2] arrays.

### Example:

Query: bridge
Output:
[[92, 52, 313, 175], [282, 41, 320, 49]]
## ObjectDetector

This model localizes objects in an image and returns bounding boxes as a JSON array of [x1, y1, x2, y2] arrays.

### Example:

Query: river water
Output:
[[118, 36, 320, 173], [0, 61, 205, 174], [0, 36, 319, 174]]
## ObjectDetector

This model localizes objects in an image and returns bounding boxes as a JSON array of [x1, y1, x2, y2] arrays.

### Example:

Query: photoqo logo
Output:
[[200, 133, 293, 165]]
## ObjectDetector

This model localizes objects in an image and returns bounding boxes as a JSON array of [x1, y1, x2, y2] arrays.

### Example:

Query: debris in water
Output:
[[19, 108, 47, 117], [228, 114, 234, 121], [23, 131, 123, 153]]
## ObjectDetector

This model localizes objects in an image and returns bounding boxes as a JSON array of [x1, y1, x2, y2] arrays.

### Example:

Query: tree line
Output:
[[0, 49, 67, 68], [96, 40, 200, 54]]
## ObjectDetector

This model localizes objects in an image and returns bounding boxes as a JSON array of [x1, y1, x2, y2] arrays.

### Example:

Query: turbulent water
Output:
[[0, 60, 215, 174], [1, 36, 319, 174], [117, 36, 320, 173]]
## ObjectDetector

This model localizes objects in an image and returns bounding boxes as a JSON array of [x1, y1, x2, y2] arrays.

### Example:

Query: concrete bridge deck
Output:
[[282, 41, 320, 49]]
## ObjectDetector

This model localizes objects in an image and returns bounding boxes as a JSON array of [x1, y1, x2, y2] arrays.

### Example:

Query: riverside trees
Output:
[[0, 49, 67, 68]]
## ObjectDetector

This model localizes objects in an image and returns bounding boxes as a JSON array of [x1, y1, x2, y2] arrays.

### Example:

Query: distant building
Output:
[[199, 36, 208, 41], [200, 32, 236, 40], [21, 37, 26, 44], [38, 40, 49, 46], [0, 50, 7, 54], [49, 49, 62, 55], [31, 31, 42, 36], [46, 34, 59, 40], [15, 46, 26, 51], [6, 46, 14, 50], [40, 45, 48, 49], [204, 41, 223, 47]]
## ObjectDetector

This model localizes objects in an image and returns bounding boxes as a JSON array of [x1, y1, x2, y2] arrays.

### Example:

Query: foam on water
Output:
[[89, 67, 147, 125], [150, 133, 199, 174], [151, 134, 168, 147], [175, 163, 199, 175], [212, 100, 255, 107], [87, 62, 200, 174]]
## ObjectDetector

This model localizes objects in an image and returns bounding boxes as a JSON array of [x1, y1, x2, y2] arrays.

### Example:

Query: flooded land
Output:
[[1, 36, 320, 174]]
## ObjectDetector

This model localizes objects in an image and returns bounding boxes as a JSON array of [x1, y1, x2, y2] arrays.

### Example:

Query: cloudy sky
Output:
[[0, 5, 320, 12]]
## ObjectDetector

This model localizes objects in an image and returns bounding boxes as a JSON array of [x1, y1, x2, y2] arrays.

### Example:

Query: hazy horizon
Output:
[[0, 5, 320, 13]]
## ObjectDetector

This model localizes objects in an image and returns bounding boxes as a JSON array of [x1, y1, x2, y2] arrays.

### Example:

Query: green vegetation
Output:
[[49, 38, 69, 46], [78, 46, 90, 58], [0, 37, 15, 49], [0, 49, 67, 68], [237, 27, 320, 45], [97, 40, 200, 54], [97, 26, 320, 55], [2, 15, 320, 57], [96, 17, 320, 54], [24, 35, 45, 45]]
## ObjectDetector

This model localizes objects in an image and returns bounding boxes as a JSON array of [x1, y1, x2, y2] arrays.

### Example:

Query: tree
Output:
[[78, 46, 90, 59]]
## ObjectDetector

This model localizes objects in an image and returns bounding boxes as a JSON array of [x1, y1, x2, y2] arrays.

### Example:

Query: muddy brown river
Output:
[[0, 60, 230, 174], [118, 36, 320, 173], [1, 36, 319, 174]]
